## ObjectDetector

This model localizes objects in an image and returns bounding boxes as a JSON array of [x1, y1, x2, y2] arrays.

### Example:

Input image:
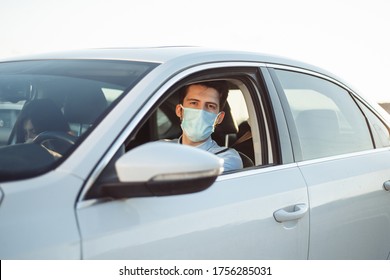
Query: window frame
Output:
[[85, 63, 281, 200], [354, 96, 390, 149], [125, 66, 274, 167]]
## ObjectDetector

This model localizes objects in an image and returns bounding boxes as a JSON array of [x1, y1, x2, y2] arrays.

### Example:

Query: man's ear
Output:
[[216, 111, 225, 124], [175, 104, 183, 119]]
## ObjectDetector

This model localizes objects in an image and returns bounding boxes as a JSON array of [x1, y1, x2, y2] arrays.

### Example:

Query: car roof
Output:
[[1, 46, 352, 93], [0, 46, 330, 72]]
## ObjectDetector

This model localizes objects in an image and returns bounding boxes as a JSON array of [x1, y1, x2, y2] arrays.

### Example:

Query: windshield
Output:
[[0, 59, 158, 181]]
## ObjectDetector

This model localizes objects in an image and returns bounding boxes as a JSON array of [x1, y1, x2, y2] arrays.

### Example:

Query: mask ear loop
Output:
[[213, 112, 222, 127], [179, 104, 184, 121]]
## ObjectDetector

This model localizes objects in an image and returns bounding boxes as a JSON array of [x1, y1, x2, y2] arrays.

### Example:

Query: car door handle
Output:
[[384, 180, 390, 191], [273, 204, 308, 223]]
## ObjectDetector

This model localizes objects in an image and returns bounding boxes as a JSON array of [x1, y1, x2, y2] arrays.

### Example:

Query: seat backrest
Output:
[[232, 120, 254, 161], [295, 109, 341, 159], [63, 89, 107, 136], [213, 102, 238, 147], [213, 105, 255, 167], [238, 151, 254, 168]]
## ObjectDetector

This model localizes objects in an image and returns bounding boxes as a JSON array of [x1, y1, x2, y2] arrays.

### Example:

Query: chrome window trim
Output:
[[0, 187, 3, 206], [296, 147, 390, 167], [76, 163, 301, 209], [216, 162, 299, 181], [265, 63, 390, 126], [265, 63, 357, 94]]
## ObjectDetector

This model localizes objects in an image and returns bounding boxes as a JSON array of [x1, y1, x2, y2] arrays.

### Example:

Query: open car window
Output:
[[121, 72, 271, 170], [0, 59, 158, 182]]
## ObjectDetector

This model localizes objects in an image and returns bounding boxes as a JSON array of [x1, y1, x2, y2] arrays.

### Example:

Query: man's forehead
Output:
[[185, 84, 220, 102]]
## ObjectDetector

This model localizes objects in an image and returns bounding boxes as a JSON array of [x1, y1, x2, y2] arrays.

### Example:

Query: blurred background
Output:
[[1, 0, 389, 110]]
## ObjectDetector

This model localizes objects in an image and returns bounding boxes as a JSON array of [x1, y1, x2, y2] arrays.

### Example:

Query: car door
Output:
[[76, 64, 310, 259], [270, 67, 390, 259]]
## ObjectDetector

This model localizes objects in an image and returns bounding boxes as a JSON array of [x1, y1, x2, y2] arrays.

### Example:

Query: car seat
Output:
[[231, 121, 254, 161], [63, 89, 107, 136], [213, 102, 238, 147], [295, 109, 341, 160], [213, 104, 254, 168]]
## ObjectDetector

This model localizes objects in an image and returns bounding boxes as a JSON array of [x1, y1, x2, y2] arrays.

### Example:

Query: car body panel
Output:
[[77, 164, 309, 259], [0, 171, 82, 259], [299, 149, 390, 259]]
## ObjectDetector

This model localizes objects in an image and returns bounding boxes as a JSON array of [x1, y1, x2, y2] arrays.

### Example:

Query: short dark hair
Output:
[[15, 99, 70, 143], [178, 81, 229, 111]]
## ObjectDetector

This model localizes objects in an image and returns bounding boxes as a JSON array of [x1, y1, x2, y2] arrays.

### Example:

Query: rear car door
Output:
[[270, 67, 390, 259], [76, 63, 310, 259]]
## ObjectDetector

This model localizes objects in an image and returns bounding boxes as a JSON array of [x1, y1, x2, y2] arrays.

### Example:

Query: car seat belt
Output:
[[214, 131, 252, 155], [214, 147, 230, 155], [230, 130, 252, 148], [214, 130, 252, 155]]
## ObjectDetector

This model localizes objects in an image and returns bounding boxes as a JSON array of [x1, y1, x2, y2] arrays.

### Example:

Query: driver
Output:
[[15, 99, 71, 143], [170, 81, 243, 172]]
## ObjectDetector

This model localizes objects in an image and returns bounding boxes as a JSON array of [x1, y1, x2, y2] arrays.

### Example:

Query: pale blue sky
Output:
[[1, 0, 389, 102]]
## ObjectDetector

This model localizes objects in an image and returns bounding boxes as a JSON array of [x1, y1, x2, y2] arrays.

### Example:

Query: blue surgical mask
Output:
[[180, 105, 220, 142]]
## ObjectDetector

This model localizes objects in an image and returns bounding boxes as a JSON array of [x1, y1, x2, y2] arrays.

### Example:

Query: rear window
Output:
[[274, 69, 373, 160]]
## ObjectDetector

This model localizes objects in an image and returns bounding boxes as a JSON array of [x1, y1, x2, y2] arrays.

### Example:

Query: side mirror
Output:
[[100, 142, 223, 199]]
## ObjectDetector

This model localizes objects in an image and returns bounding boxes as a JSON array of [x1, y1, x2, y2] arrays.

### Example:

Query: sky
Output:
[[1, 0, 389, 103]]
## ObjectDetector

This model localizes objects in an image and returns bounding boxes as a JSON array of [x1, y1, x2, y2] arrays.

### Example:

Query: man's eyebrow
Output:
[[185, 98, 200, 102], [184, 98, 218, 107]]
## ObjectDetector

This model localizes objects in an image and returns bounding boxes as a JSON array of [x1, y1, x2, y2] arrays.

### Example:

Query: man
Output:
[[173, 81, 243, 172]]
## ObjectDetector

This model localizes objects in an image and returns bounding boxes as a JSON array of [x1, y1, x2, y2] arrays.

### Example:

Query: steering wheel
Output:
[[33, 131, 77, 156]]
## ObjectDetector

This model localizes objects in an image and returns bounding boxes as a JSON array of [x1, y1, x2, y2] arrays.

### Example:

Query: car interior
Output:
[[89, 79, 258, 198], [1, 74, 260, 183], [0, 59, 160, 182], [124, 80, 256, 168], [0, 77, 112, 180]]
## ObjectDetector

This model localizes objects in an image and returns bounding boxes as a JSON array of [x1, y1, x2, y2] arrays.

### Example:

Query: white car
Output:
[[0, 47, 389, 259]]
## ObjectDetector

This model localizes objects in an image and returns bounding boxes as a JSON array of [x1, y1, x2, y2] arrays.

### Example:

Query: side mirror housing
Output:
[[100, 142, 223, 199]]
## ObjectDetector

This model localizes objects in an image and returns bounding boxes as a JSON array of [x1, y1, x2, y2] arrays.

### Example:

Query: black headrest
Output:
[[214, 102, 238, 135], [64, 89, 107, 124]]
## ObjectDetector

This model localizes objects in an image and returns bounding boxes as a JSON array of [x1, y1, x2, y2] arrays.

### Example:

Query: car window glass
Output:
[[0, 59, 158, 181], [274, 69, 373, 160], [356, 99, 390, 148], [157, 108, 172, 136], [102, 88, 123, 105]]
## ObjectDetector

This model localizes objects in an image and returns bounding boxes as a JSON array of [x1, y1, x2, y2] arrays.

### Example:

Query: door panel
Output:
[[270, 66, 390, 259], [299, 150, 390, 259], [0, 173, 82, 259], [77, 165, 309, 259]]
